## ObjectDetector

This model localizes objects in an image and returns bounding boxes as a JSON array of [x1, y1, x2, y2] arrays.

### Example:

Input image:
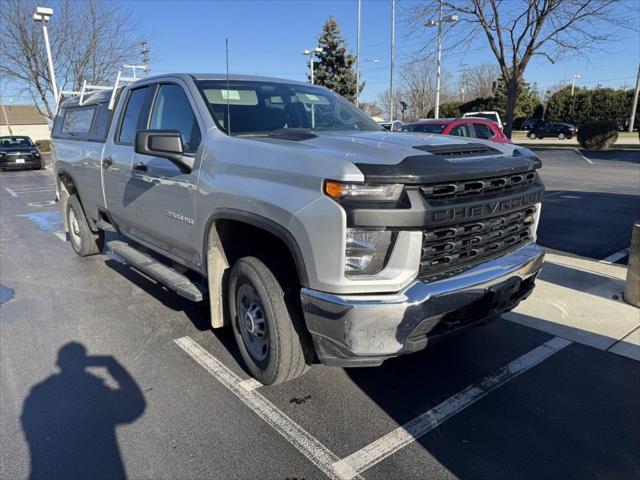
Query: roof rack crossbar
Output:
[[107, 71, 138, 110], [78, 80, 112, 106], [54, 69, 139, 110]]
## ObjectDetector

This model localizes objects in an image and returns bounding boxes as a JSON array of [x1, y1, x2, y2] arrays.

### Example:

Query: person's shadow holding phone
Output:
[[21, 342, 146, 479]]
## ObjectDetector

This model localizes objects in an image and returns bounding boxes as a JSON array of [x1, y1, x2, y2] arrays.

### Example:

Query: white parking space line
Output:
[[599, 248, 630, 265], [4, 186, 55, 196], [573, 148, 594, 165], [53, 232, 67, 242], [174, 336, 360, 480], [543, 191, 564, 198], [332, 337, 572, 479]]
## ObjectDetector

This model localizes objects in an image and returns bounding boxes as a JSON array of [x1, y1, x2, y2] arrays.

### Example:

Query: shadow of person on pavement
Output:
[[20, 342, 146, 480]]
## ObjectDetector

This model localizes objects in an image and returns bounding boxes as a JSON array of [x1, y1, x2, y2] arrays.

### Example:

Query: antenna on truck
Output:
[[226, 37, 231, 135]]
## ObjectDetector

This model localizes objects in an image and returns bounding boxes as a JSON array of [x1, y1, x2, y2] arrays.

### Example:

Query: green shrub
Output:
[[576, 120, 618, 150], [35, 139, 51, 152]]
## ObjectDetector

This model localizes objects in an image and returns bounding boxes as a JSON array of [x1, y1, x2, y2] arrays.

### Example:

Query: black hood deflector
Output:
[[356, 153, 542, 185]]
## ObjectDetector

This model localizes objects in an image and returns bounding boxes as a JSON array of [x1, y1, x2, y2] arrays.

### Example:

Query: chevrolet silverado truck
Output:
[[51, 74, 544, 385]]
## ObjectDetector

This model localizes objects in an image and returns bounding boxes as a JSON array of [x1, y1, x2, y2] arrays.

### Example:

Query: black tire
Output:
[[228, 256, 309, 385], [39, 158, 46, 169], [66, 195, 104, 256]]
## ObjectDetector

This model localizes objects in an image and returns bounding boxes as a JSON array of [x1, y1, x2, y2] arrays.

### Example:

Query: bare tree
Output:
[[377, 88, 405, 121], [409, 0, 636, 137], [359, 101, 383, 118], [400, 61, 457, 120], [401, 61, 435, 120], [464, 63, 500, 99], [0, 0, 144, 119]]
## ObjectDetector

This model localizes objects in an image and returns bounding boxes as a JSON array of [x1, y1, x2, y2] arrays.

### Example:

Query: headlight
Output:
[[33, 151, 41, 157], [325, 180, 404, 202], [345, 229, 396, 276]]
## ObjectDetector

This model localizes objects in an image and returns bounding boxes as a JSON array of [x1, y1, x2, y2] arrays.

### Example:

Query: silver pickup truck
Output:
[[52, 74, 544, 385]]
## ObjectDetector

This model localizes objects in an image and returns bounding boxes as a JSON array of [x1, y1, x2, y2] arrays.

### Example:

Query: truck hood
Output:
[[255, 130, 541, 184]]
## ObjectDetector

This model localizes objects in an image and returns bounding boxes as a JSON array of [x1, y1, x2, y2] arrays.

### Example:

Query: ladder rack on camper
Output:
[[57, 70, 139, 111]]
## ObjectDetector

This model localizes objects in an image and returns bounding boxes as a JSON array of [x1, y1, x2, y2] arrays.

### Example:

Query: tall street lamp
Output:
[[571, 74, 580, 96], [425, 0, 458, 119], [389, 0, 395, 124], [33, 7, 59, 107], [302, 48, 323, 84], [355, 0, 361, 107]]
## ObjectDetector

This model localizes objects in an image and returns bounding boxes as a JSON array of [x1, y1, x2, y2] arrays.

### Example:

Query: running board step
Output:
[[108, 240, 204, 302]]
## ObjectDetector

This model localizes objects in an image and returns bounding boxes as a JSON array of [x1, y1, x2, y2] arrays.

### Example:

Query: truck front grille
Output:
[[420, 171, 537, 201], [418, 205, 536, 282]]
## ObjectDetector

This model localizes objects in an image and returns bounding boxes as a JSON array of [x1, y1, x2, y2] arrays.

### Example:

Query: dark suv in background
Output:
[[0, 136, 45, 170], [521, 118, 545, 131], [528, 123, 576, 140]]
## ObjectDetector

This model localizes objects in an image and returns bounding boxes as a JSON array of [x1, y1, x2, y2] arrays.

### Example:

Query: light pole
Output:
[[0, 94, 13, 135], [355, 0, 361, 107], [629, 65, 639, 133], [302, 47, 323, 128], [33, 7, 59, 107], [302, 48, 323, 84], [389, 0, 395, 124], [425, 0, 458, 119], [571, 74, 580, 96]]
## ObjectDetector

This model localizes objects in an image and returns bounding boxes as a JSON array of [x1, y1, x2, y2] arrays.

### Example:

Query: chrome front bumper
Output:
[[301, 243, 544, 367]]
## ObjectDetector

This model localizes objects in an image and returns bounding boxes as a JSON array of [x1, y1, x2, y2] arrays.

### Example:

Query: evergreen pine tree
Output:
[[312, 16, 363, 103]]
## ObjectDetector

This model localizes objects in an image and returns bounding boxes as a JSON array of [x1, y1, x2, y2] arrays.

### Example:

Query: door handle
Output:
[[102, 156, 114, 168], [133, 162, 148, 172]]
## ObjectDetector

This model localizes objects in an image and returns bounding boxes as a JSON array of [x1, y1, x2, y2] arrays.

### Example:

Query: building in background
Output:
[[0, 105, 50, 140]]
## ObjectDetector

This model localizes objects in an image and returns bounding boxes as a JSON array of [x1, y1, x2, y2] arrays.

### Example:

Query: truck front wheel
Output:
[[228, 256, 309, 385], [66, 195, 104, 256]]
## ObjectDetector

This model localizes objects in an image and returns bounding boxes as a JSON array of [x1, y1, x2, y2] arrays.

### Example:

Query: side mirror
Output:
[[135, 130, 193, 173], [35, 141, 42, 147]]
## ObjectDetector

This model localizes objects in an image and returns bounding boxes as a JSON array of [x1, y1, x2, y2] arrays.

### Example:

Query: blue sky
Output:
[[3, 0, 639, 104], [126, 0, 639, 101]]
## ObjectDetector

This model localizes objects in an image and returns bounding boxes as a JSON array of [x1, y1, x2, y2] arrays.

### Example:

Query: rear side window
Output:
[[450, 124, 471, 137], [473, 123, 494, 139], [89, 104, 113, 141], [118, 87, 150, 145], [149, 84, 201, 154], [62, 107, 96, 137]]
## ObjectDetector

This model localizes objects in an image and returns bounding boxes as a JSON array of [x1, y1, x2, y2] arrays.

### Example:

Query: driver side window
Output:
[[150, 84, 202, 154]]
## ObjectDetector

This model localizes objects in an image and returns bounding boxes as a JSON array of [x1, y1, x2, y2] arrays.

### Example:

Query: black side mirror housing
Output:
[[135, 130, 192, 173], [35, 141, 42, 147]]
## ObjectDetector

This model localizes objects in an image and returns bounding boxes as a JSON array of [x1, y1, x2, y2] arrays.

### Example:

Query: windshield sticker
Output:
[[221, 90, 241, 100]]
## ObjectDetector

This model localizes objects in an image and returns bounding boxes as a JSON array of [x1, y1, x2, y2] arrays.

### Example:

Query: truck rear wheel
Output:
[[66, 195, 104, 256], [228, 256, 309, 385]]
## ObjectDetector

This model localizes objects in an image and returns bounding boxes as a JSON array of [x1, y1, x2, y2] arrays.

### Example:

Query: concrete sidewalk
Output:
[[505, 251, 640, 361]]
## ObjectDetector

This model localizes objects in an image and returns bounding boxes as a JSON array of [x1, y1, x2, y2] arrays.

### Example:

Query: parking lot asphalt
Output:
[[1, 152, 639, 480], [534, 149, 640, 264]]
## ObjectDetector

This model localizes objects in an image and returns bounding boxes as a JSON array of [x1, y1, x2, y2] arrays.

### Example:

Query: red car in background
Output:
[[400, 118, 511, 144]]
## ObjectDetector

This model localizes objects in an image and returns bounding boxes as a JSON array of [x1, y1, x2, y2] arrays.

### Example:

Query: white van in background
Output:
[[462, 111, 503, 130]]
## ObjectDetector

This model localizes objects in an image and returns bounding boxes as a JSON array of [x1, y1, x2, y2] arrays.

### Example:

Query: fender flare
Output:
[[203, 208, 309, 288], [56, 168, 98, 231]]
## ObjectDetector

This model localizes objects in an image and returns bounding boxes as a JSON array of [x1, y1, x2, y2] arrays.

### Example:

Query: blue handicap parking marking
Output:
[[19, 211, 63, 233]]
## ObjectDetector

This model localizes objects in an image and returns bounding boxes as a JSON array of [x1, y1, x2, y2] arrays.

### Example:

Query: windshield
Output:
[[0, 136, 34, 148], [197, 80, 383, 136], [400, 123, 446, 134]]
